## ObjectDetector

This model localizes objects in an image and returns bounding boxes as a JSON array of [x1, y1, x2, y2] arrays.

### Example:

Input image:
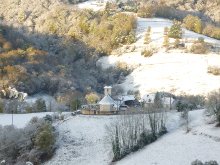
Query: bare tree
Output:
[[106, 104, 168, 161]]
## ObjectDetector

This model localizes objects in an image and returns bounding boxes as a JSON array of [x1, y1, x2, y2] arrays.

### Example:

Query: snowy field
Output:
[[97, 17, 220, 97], [0, 112, 54, 128], [0, 109, 220, 165], [75, 0, 106, 11], [117, 110, 220, 165]]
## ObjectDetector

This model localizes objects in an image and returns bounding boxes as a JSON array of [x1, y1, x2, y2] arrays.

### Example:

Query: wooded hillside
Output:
[[0, 0, 135, 96]]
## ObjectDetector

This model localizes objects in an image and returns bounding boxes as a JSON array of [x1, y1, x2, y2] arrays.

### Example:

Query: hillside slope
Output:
[[98, 17, 220, 97], [0, 0, 136, 95], [1, 109, 219, 165], [116, 110, 220, 165]]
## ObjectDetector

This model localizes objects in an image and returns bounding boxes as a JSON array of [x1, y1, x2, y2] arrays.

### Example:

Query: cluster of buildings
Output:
[[81, 86, 175, 115], [0, 86, 28, 101], [81, 86, 134, 115]]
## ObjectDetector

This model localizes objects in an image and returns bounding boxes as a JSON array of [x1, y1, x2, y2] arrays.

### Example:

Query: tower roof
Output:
[[99, 94, 116, 105], [104, 86, 112, 89]]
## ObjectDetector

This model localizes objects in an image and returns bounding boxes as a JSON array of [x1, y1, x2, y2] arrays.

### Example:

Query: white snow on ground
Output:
[[116, 110, 220, 165], [1, 109, 220, 165], [0, 112, 54, 128], [75, 0, 106, 11], [44, 115, 115, 165], [97, 17, 220, 97], [0, 95, 67, 128]]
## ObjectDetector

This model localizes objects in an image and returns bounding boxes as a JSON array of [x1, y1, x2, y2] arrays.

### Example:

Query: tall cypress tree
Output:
[[114, 126, 121, 160]]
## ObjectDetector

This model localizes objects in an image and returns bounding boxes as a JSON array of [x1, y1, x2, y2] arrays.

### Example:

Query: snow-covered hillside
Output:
[[117, 110, 220, 165], [97, 17, 220, 97]]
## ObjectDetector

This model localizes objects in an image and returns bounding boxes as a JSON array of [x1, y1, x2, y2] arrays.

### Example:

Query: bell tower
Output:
[[104, 86, 112, 96]]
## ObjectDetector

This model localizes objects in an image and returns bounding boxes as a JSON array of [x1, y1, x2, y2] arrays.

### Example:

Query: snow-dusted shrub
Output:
[[175, 93, 205, 110], [206, 88, 220, 125], [190, 42, 209, 54], [52, 112, 59, 120], [33, 98, 46, 112], [44, 114, 53, 122], [207, 66, 220, 76], [30, 116, 38, 124], [35, 123, 56, 155], [26, 106, 33, 113], [60, 114, 65, 120], [0, 117, 58, 164], [191, 159, 203, 165], [204, 160, 219, 165], [191, 160, 219, 165], [141, 48, 154, 57]]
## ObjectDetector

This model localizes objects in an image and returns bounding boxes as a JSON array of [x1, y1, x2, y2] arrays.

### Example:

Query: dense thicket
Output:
[[107, 97, 168, 162], [135, 0, 220, 40], [113, 0, 220, 40], [136, 0, 220, 25], [0, 117, 57, 165]]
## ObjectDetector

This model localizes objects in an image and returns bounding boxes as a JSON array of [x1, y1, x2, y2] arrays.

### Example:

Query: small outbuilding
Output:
[[118, 95, 140, 107]]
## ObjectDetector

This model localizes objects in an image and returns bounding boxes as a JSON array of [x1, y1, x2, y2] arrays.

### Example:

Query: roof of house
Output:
[[118, 95, 136, 101], [99, 94, 117, 105]]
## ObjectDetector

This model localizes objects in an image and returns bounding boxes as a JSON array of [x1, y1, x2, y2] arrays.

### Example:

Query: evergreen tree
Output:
[[70, 99, 81, 110], [0, 105, 3, 113], [112, 126, 121, 161], [168, 23, 182, 38], [35, 123, 57, 154], [34, 98, 46, 112]]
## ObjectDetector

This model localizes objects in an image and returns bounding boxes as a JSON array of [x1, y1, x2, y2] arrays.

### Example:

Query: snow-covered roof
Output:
[[104, 86, 112, 89], [99, 94, 116, 105], [118, 95, 136, 101]]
